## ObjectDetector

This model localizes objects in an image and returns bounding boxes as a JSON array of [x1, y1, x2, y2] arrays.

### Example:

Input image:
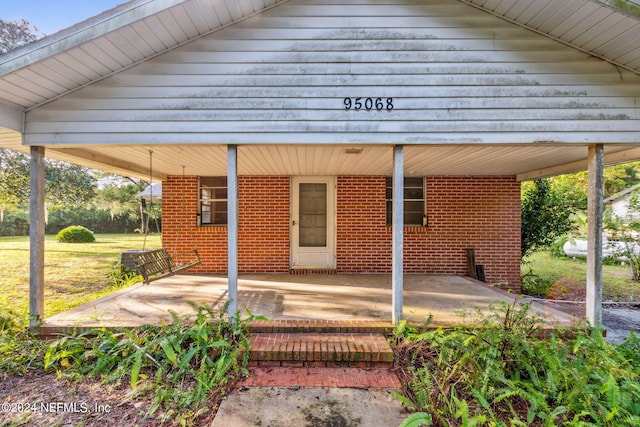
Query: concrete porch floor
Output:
[[42, 274, 576, 331]]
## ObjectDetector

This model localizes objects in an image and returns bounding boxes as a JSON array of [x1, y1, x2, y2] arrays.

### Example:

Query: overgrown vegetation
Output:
[[520, 267, 557, 297], [1, 303, 262, 426], [394, 302, 640, 427], [0, 309, 48, 375], [55, 225, 96, 243]]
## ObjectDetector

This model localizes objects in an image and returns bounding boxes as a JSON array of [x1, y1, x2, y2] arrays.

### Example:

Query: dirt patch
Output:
[[0, 372, 160, 427], [0, 371, 229, 426]]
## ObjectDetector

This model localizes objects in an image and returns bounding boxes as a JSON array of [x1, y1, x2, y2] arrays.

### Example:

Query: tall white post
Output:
[[586, 144, 604, 327], [227, 145, 238, 320], [29, 146, 46, 328], [392, 145, 404, 325]]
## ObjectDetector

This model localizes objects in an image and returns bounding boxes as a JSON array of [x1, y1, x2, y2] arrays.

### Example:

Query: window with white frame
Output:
[[198, 177, 227, 225], [385, 177, 426, 226]]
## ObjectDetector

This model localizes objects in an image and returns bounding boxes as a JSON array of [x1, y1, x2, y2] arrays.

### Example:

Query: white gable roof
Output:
[[0, 0, 639, 180]]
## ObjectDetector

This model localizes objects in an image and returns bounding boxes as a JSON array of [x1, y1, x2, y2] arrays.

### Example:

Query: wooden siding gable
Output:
[[25, 0, 640, 146]]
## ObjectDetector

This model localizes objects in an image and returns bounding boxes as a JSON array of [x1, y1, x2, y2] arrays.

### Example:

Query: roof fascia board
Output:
[[517, 147, 640, 181], [0, 0, 188, 76], [0, 102, 23, 132], [457, 0, 640, 77]]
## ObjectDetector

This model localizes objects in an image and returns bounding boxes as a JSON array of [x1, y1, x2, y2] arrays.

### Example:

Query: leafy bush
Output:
[[105, 259, 141, 289], [521, 268, 556, 297], [55, 225, 96, 243], [394, 302, 640, 426], [521, 178, 576, 258], [43, 303, 264, 425], [549, 235, 572, 258]]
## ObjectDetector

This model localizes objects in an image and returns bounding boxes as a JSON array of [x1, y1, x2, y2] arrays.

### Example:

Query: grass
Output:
[[523, 251, 640, 302], [0, 233, 161, 320]]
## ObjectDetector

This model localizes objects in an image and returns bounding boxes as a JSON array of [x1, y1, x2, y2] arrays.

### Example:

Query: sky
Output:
[[1, 0, 125, 35]]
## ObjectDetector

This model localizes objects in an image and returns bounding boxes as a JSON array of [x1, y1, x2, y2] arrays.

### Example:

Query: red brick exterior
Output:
[[162, 175, 521, 288]]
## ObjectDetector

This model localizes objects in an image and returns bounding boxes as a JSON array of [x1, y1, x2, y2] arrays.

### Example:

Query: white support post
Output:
[[586, 144, 604, 327], [392, 145, 404, 325], [29, 146, 45, 328], [227, 145, 238, 321]]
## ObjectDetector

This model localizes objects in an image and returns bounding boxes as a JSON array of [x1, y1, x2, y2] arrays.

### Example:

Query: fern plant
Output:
[[43, 302, 265, 426], [394, 301, 640, 426]]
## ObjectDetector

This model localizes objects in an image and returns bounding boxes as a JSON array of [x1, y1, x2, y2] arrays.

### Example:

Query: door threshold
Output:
[[289, 268, 337, 275]]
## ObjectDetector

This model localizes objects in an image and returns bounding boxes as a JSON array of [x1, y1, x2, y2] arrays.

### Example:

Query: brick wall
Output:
[[162, 176, 290, 273], [335, 176, 521, 288], [162, 175, 521, 288]]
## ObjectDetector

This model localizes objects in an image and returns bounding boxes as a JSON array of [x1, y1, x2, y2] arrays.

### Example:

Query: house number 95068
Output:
[[344, 97, 393, 111]]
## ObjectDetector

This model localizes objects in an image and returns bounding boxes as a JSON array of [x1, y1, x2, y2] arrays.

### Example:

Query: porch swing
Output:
[[132, 151, 201, 284]]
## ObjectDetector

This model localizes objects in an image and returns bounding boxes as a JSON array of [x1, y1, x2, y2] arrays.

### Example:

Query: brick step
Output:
[[248, 319, 393, 334], [241, 367, 401, 389], [248, 332, 394, 368]]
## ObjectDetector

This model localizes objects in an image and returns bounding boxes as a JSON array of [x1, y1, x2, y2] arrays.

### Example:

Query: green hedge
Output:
[[55, 225, 96, 243]]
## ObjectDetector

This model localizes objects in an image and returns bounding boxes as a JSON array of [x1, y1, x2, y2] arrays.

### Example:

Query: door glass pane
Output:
[[299, 183, 327, 247]]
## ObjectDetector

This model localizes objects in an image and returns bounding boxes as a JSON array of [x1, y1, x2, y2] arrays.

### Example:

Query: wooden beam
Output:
[[29, 146, 45, 327], [227, 144, 238, 320], [392, 145, 404, 325], [586, 144, 604, 327]]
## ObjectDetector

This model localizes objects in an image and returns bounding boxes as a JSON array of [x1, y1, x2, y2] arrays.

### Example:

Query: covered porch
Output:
[[41, 273, 576, 334], [2, 0, 639, 331]]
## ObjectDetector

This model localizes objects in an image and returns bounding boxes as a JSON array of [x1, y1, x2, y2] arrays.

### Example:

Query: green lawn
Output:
[[523, 251, 640, 302], [0, 234, 161, 320]]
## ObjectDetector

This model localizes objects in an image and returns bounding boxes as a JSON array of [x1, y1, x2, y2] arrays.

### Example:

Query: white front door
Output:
[[291, 176, 336, 269]]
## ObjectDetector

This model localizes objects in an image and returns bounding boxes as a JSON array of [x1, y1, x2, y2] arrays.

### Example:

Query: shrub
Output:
[[394, 302, 640, 427], [521, 268, 556, 297], [55, 225, 95, 243]]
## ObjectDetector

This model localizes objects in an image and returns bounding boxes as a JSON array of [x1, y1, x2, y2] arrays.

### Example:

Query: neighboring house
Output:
[[1, 0, 639, 325], [604, 184, 640, 220]]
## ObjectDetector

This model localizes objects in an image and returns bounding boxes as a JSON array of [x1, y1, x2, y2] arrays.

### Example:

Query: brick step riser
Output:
[[248, 332, 394, 368], [242, 367, 402, 389], [248, 320, 393, 335], [248, 360, 391, 368]]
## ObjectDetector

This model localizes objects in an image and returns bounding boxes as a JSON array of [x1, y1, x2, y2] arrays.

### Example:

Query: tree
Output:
[[0, 149, 97, 213], [94, 175, 145, 222], [0, 19, 39, 54], [521, 178, 576, 258], [0, 149, 29, 220]]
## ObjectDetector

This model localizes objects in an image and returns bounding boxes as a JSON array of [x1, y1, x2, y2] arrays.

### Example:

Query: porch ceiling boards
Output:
[[13, 144, 640, 181]]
